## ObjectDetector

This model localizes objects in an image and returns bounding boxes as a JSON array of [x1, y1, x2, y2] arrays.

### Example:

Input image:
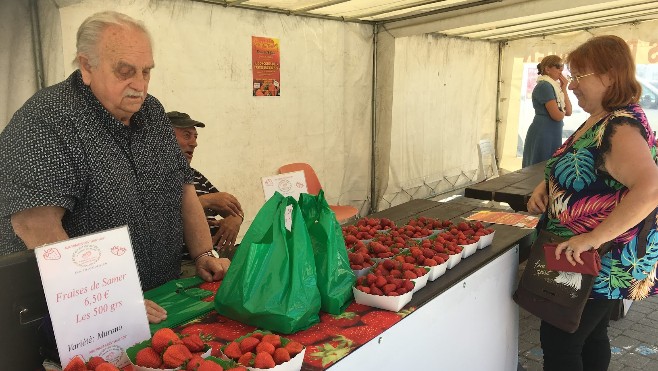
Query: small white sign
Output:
[[35, 226, 150, 368], [261, 170, 308, 201]]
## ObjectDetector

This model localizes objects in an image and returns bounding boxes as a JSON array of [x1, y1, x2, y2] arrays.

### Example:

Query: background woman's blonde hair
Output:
[[537, 55, 563, 75]]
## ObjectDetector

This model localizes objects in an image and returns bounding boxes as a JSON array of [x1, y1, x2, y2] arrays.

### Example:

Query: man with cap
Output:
[[167, 111, 244, 261]]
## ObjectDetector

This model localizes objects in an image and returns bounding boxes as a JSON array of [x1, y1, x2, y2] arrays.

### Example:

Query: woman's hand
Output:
[[558, 74, 568, 91], [554, 233, 602, 266], [527, 181, 548, 215]]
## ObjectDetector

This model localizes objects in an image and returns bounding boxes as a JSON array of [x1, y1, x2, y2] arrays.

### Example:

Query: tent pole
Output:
[[29, 0, 44, 90], [369, 23, 378, 214], [494, 41, 504, 168]]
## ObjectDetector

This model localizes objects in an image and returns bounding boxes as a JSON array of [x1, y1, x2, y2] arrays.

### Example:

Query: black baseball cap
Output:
[[166, 111, 205, 128]]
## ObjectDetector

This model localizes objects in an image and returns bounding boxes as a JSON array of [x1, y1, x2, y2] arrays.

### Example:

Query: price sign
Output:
[[261, 170, 308, 201], [36, 226, 150, 368]]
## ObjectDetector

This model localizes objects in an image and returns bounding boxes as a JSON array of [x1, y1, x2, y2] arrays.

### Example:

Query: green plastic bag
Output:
[[214, 193, 321, 334], [143, 276, 214, 333], [299, 190, 355, 314]]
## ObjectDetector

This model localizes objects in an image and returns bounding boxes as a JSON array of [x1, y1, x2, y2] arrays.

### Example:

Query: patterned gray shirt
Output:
[[0, 71, 193, 291]]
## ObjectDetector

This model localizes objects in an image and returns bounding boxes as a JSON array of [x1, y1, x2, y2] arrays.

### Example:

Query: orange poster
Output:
[[466, 210, 539, 229], [252, 36, 280, 96]]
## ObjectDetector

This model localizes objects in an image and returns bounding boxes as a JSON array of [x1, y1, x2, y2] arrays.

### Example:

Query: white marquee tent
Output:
[[2, 0, 657, 236]]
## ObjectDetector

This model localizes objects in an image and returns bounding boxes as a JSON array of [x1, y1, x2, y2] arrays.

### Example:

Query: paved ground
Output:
[[517, 261, 658, 371]]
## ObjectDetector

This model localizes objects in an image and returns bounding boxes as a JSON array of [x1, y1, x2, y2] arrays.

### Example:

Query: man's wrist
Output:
[[193, 249, 219, 263]]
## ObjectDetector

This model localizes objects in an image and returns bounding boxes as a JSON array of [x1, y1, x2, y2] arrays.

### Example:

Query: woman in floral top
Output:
[[526, 35, 658, 370]]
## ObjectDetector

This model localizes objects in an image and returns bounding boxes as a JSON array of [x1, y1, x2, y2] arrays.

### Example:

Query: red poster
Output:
[[252, 36, 280, 96]]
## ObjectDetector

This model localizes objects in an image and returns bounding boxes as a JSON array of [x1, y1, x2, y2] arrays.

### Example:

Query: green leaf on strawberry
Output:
[[307, 340, 354, 368]]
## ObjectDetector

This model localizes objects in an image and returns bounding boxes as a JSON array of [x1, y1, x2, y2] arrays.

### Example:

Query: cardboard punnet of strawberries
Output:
[[121, 328, 304, 371]]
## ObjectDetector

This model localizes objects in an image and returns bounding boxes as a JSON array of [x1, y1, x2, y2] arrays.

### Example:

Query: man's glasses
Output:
[[567, 72, 596, 84]]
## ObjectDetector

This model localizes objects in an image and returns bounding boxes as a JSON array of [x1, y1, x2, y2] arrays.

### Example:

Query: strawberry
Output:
[[273, 347, 291, 364], [206, 340, 224, 357], [199, 280, 222, 296], [181, 313, 256, 342], [304, 340, 352, 369], [283, 327, 329, 345], [85, 356, 106, 370], [251, 332, 264, 340], [135, 346, 162, 368], [182, 333, 206, 352], [94, 363, 120, 371], [340, 325, 381, 345], [238, 352, 254, 366], [319, 312, 360, 328], [360, 311, 402, 329], [261, 334, 281, 348], [163, 344, 193, 368], [253, 352, 276, 369], [63, 356, 86, 371], [239, 336, 260, 353], [283, 341, 304, 356], [186, 355, 205, 371], [197, 360, 224, 371], [255, 341, 275, 355], [223, 341, 242, 360], [226, 367, 248, 371], [345, 302, 372, 314], [152, 328, 182, 353]]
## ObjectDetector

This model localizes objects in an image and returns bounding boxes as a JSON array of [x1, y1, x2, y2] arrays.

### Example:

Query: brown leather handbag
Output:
[[514, 209, 656, 333], [513, 230, 595, 333]]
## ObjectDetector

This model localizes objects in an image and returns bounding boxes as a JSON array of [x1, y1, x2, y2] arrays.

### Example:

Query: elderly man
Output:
[[0, 11, 228, 324], [167, 111, 244, 256]]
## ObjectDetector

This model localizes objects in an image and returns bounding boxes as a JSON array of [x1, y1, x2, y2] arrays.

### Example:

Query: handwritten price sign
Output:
[[36, 226, 150, 368]]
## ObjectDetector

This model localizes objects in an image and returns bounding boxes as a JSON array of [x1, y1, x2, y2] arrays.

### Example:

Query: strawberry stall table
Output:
[[172, 198, 534, 370]]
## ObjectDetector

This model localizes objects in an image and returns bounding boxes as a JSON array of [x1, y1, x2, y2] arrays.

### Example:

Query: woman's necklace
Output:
[[573, 110, 609, 141]]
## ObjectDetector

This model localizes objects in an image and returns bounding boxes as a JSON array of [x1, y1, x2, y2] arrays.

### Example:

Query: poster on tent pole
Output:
[[252, 36, 280, 96]]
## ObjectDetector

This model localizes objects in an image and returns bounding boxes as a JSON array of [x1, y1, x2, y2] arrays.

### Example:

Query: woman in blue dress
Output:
[[522, 55, 573, 167]]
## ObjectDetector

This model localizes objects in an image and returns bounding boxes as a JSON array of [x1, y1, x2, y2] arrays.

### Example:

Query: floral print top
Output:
[[544, 103, 658, 300]]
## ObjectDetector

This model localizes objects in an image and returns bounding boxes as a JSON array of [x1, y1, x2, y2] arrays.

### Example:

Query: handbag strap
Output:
[[636, 207, 657, 258]]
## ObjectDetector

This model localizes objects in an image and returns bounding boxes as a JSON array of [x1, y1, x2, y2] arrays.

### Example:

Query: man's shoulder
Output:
[[11, 72, 84, 123]]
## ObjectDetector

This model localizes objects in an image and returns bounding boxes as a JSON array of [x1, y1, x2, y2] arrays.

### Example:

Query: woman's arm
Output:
[[591, 124, 658, 244], [556, 124, 658, 264], [544, 100, 566, 122]]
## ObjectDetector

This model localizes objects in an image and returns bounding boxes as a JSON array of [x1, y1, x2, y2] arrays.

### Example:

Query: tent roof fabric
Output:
[[192, 0, 658, 41]]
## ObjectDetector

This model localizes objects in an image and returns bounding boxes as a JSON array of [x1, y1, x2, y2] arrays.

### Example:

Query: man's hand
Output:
[[210, 215, 242, 249], [144, 299, 167, 324], [196, 256, 231, 282], [199, 192, 243, 218]]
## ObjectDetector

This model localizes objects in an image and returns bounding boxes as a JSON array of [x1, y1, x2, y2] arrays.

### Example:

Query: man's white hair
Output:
[[73, 11, 152, 68]]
